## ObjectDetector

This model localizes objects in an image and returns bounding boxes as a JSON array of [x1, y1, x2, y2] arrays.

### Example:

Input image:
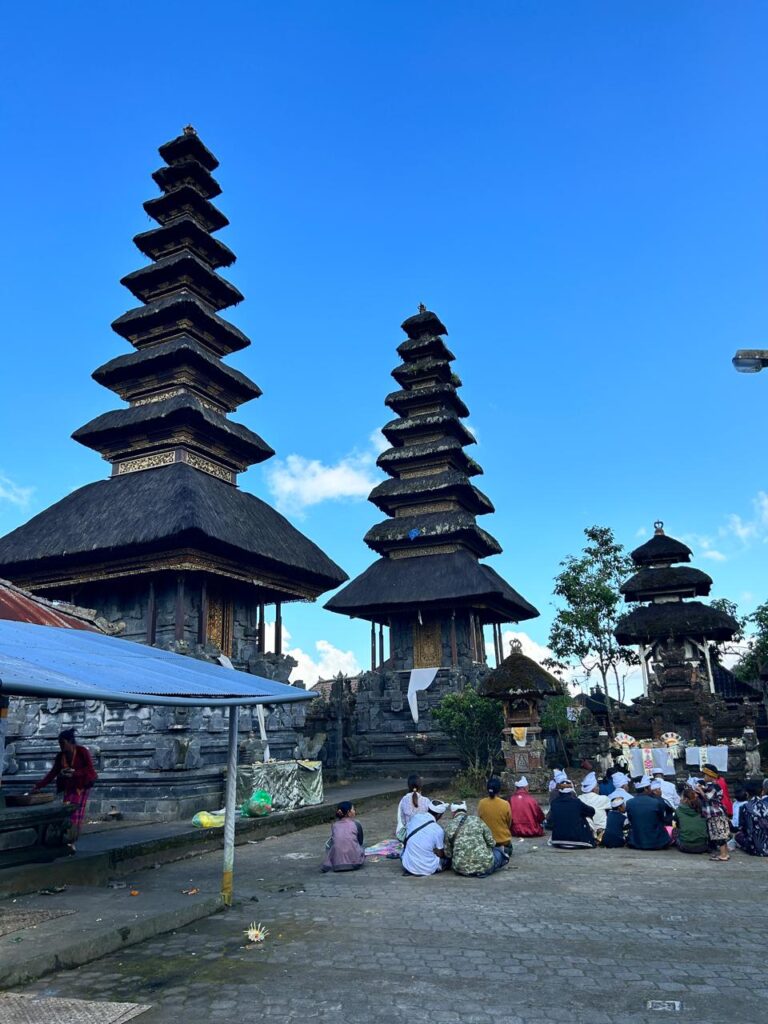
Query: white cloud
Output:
[[260, 621, 361, 688], [369, 428, 389, 455], [683, 532, 728, 564], [722, 491, 768, 545], [700, 548, 727, 562], [0, 472, 33, 509], [266, 445, 381, 518], [634, 526, 649, 539]]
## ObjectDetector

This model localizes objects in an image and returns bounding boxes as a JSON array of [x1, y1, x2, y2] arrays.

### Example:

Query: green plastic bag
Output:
[[242, 789, 272, 818]]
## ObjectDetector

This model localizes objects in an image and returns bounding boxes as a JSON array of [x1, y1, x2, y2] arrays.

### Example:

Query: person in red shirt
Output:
[[31, 728, 97, 851], [702, 763, 733, 819], [508, 776, 545, 837]]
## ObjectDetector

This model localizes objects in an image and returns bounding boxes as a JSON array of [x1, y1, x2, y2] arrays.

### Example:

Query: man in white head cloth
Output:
[[548, 768, 568, 793], [509, 776, 545, 837], [651, 768, 680, 809], [606, 771, 634, 803], [401, 799, 448, 876], [578, 771, 611, 835]]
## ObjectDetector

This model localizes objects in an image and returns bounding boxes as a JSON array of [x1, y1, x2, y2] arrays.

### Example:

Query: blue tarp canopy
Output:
[[0, 620, 313, 708]]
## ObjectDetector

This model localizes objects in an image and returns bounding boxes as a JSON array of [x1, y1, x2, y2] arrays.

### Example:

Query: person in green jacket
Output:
[[673, 787, 708, 854]]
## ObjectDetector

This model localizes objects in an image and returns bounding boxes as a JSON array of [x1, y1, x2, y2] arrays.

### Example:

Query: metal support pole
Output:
[[378, 623, 384, 667], [370, 621, 377, 671], [275, 603, 282, 655], [221, 703, 240, 907], [257, 603, 265, 653]]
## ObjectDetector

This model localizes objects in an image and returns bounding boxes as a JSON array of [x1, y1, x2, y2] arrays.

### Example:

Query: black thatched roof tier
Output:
[[73, 394, 274, 468], [93, 339, 261, 409], [325, 549, 537, 623], [144, 186, 229, 232], [615, 601, 738, 645], [391, 356, 456, 387], [0, 464, 347, 596], [112, 292, 249, 355], [385, 383, 469, 418], [620, 566, 712, 602], [120, 252, 243, 311], [479, 650, 563, 699], [158, 130, 219, 171], [368, 472, 494, 516], [133, 217, 236, 269], [396, 335, 455, 361], [364, 510, 501, 558], [377, 437, 482, 476], [381, 411, 476, 447], [152, 160, 221, 199], [401, 309, 448, 339], [631, 529, 692, 567]]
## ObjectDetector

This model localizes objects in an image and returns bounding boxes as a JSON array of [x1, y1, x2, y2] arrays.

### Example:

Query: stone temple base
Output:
[[0, 804, 71, 868]]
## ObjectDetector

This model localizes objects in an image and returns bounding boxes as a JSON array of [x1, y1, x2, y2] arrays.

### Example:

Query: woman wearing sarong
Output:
[[321, 801, 365, 873], [31, 728, 97, 851], [697, 781, 730, 862]]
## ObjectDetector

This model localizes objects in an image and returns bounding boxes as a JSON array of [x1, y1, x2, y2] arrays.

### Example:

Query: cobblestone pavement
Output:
[[19, 802, 768, 1024]]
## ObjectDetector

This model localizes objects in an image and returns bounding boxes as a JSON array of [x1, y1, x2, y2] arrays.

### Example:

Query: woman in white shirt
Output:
[[396, 773, 429, 840]]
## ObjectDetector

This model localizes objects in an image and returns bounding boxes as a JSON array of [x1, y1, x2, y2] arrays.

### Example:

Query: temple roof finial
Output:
[[654, 520, 665, 535], [183, 124, 197, 136], [418, 302, 427, 313]]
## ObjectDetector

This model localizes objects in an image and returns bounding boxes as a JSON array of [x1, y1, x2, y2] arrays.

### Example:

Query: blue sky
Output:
[[1, 3, 766, 693]]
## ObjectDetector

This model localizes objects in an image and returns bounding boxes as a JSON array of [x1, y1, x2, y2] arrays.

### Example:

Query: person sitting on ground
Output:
[[396, 773, 429, 840], [602, 795, 629, 848], [651, 768, 680, 810], [672, 787, 708, 854], [648, 779, 674, 826], [545, 780, 596, 849], [321, 801, 365, 873], [578, 772, 611, 841], [605, 771, 634, 804], [696, 781, 731, 862], [508, 776, 545, 838], [701, 763, 733, 819], [401, 799, 448, 876], [478, 777, 513, 853], [735, 779, 768, 857], [443, 801, 508, 877], [626, 777, 673, 850], [731, 787, 750, 832]]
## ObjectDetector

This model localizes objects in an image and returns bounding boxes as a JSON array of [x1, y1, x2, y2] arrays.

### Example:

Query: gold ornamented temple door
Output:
[[412, 619, 442, 668], [207, 589, 234, 656]]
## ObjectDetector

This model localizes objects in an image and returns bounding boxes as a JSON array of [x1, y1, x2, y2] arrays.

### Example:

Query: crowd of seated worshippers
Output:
[[319, 768, 768, 875]]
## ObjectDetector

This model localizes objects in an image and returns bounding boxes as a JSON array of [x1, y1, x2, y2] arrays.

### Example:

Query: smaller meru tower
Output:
[[327, 307, 538, 672]]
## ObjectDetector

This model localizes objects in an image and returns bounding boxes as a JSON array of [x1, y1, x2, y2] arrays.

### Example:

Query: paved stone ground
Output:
[[17, 801, 768, 1024]]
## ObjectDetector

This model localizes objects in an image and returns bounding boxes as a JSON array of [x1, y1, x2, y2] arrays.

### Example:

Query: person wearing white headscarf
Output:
[[606, 771, 635, 804], [578, 772, 611, 834], [401, 799, 448, 876], [651, 769, 680, 810], [508, 776, 545, 837], [548, 768, 568, 793]]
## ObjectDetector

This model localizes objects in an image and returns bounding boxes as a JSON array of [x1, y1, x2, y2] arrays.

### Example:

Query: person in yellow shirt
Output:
[[477, 777, 513, 854]]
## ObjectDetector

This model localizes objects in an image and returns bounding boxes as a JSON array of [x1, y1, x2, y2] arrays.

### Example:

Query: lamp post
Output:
[[732, 350, 768, 373]]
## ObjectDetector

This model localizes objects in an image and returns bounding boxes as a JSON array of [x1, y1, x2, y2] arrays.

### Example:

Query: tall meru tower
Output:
[[0, 129, 347, 814]]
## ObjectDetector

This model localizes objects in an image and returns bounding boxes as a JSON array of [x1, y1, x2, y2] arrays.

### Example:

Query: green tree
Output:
[[548, 525, 638, 712], [732, 600, 768, 682], [538, 693, 580, 768], [432, 687, 504, 778]]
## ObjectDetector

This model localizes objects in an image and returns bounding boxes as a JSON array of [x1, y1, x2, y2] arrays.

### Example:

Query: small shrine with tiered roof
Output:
[[614, 523, 762, 771]]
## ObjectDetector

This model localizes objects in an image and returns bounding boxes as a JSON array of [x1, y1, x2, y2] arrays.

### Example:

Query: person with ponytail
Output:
[[396, 773, 429, 841], [321, 801, 365, 873]]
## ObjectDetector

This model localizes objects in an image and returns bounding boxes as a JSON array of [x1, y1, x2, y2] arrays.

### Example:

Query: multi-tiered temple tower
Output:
[[0, 129, 346, 815], [322, 308, 537, 773]]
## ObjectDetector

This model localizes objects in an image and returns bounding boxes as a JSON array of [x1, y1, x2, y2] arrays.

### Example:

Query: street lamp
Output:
[[732, 349, 768, 373]]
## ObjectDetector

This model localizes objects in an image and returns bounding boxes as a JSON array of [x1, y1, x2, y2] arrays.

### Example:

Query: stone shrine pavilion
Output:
[[0, 128, 346, 816], [614, 522, 758, 746], [321, 308, 538, 774]]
